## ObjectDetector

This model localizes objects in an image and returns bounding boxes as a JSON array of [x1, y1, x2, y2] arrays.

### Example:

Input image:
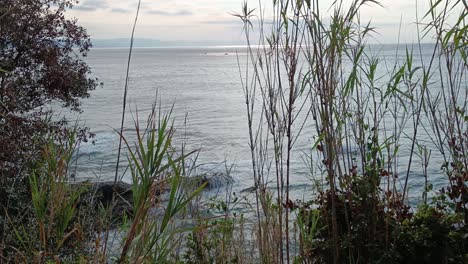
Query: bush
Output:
[[0, 0, 98, 235]]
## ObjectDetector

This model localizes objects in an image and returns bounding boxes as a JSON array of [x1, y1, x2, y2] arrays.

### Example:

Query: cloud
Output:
[[146, 9, 193, 16], [110, 7, 130, 14], [74, 0, 108, 12]]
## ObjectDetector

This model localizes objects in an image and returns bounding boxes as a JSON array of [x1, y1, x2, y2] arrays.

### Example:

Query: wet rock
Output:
[[187, 172, 233, 190], [73, 173, 232, 224], [73, 181, 133, 222], [240, 186, 257, 193]]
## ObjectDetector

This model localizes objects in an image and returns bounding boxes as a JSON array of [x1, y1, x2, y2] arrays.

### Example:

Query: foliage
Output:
[[116, 107, 206, 263], [2, 127, 91, 262], [396, 205, 467, 263], [0, 0, 98, 231], [183, 193, 246, 264], [236, 0, 467, 263], [1, 0, 468, 263], [0, 0, 96, 113]]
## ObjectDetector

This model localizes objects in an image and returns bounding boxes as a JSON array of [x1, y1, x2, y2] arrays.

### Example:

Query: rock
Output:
[[240, 186, 257, 193], [187, 172, 233, 190], [93, 181, 133, 207], [73, 181, 133, 223], [72, 173, 233, 225]]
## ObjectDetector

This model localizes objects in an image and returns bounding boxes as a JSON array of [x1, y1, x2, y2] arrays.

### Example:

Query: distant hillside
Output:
[[91, 38, 246, 48]]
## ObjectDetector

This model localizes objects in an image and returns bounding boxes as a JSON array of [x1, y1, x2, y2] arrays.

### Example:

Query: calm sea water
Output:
[[68, 46, 448, 202]]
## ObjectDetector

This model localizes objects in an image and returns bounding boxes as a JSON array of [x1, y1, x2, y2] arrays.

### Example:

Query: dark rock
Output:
[[187, 172, 233, 190], [73, 173, 232, 225], [73, 181, 133, 223], [93, 181, 133, 207], [240, 186, 257, 193]]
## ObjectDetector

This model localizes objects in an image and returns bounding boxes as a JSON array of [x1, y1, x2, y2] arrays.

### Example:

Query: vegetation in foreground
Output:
[[1, 0, 467, 263]]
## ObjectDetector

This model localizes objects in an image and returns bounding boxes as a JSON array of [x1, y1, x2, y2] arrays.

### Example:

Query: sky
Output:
[[67, 0, 458, 45]]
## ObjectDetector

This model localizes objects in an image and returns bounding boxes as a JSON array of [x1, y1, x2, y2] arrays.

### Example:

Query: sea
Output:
[[63, 45, 451, 204]]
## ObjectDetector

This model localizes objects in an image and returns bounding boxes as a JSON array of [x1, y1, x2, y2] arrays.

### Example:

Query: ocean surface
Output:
[[66, 46, 449, 202]]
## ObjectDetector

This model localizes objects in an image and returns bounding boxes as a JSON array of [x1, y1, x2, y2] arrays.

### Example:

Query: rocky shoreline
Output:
[[72, 173, 233, 224]]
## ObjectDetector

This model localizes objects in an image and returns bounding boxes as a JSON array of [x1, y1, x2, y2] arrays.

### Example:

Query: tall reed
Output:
[[237, 0, 467, 262]]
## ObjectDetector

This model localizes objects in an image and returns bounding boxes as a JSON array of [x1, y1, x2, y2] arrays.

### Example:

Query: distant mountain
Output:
[[91, 38, 431, 49], [91, 38, 246, 48]]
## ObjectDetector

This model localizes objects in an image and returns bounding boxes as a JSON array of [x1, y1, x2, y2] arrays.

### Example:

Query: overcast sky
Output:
[[68, 0, 458, 44]]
